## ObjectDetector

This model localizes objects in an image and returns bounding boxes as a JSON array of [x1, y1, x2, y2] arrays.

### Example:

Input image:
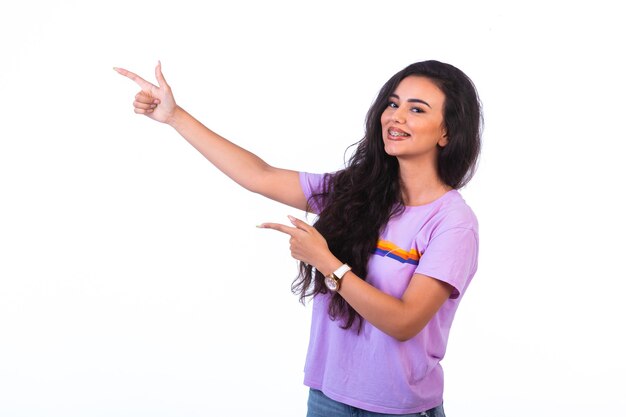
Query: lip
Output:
[[386, 126, 411, 141]]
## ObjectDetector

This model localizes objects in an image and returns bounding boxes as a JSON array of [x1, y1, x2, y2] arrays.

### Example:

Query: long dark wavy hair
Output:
[[292, 60, 483, 330]]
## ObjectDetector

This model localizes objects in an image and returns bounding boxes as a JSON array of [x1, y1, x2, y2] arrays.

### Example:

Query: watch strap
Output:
[[333, 264, 351, 279]]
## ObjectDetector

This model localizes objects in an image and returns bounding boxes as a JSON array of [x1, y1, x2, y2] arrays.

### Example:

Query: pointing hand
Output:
[[114, 61, 177, 124], [259, 215, 339, 275]]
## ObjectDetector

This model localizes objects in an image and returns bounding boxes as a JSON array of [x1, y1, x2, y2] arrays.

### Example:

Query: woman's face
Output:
[[380, 76, 448, 162]]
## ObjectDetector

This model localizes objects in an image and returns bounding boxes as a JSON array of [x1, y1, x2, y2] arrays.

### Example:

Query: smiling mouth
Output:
[[387, 128, 410, 140]]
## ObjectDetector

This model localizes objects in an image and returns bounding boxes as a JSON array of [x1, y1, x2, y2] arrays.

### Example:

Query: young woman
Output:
[[115, 60, 482, 417]]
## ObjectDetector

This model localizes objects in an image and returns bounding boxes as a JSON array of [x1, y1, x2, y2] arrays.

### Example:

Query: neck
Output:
[[397, 158, 451, 206]]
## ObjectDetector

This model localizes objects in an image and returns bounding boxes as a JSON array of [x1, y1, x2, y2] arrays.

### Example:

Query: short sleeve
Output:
[[299, 172, 329, 213], [414, 227, 478, 299]]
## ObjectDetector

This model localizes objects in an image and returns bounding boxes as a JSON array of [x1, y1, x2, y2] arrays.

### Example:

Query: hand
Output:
[[259, 215, 340, 274], [114, 61, 177, 124]]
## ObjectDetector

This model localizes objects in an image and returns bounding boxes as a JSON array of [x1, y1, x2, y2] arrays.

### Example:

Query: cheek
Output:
[[416, 120, 443, 136], [380, 109, 392, 125]]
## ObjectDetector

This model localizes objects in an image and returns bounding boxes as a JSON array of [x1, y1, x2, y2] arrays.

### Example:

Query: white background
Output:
[[1, 1, 625, 416]]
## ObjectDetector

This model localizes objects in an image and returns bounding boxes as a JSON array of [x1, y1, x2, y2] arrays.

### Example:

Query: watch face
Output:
[[325, 276, 338, 291]]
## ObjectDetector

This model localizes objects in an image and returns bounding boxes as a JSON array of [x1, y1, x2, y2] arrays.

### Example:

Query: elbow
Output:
[[388, 322, 425, 342], [386, 310, 430, 341], [247, 163, 275, 195], [247, 165, 269, 193], [393, 331, 419, 343]]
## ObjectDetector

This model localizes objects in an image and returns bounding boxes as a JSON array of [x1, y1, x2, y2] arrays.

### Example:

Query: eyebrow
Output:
[[389, 93, 432, 108]]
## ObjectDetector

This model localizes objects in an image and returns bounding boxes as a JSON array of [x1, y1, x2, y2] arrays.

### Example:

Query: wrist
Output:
[[167, 105, 186, 128], [318, 256, 344, 277], [323, 262, 352, 292]]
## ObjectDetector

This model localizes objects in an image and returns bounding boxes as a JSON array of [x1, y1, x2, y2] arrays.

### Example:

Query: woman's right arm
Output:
[[114, 62, 308, 211]]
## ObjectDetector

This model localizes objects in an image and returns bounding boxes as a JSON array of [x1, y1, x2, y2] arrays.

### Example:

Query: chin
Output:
[[383, 143, 402, 157]]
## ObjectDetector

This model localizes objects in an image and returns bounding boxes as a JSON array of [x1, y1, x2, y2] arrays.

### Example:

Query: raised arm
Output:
[[114, 62, 308, 211]]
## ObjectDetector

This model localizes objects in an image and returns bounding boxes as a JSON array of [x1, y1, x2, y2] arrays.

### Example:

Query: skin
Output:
[[382, 76, 451, 206], [113, 63, 307, 210], [115, 64, 453, 342]]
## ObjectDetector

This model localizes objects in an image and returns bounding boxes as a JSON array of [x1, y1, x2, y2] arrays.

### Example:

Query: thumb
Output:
[[155, 60, 168, 88], [288, 215, 312, 232]]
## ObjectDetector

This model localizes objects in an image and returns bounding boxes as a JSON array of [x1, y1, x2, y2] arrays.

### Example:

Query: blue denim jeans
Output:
[[307, 389, 446, 417]]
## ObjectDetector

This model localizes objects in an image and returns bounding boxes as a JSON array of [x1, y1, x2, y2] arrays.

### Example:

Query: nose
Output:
[[392, 105, 407, 124]]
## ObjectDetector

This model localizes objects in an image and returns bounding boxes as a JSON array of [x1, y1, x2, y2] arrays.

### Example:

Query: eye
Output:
[[411, 107, 425, 113], [387, 101, 398, 108]]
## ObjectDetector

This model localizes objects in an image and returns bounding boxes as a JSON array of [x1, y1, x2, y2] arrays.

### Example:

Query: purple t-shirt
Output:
[[299, 172, 479, 414]]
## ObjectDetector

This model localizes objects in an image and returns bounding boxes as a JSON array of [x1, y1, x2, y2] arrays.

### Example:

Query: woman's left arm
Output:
[[334, 269, 452, 342], [259, 216, 453, 342]]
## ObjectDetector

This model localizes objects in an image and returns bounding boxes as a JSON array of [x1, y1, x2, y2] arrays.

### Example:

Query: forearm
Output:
[[168, 106, 273, 193], [341, 272, 415, 341], [261, 218, 451, 341], [316, 259, 413, 341], [317, 258, 449, 342], [117, 64, 305, 208]]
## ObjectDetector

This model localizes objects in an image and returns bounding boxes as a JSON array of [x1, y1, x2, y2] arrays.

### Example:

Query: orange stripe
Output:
[[376, 240, 421, 261]]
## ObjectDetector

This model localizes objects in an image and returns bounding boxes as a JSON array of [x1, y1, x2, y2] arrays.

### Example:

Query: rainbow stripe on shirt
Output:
[[373, 240, 421, 266]]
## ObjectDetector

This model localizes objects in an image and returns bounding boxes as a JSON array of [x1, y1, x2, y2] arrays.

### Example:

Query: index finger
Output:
[[113, 67, 156, 91], [257, 222, 298, 237]]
